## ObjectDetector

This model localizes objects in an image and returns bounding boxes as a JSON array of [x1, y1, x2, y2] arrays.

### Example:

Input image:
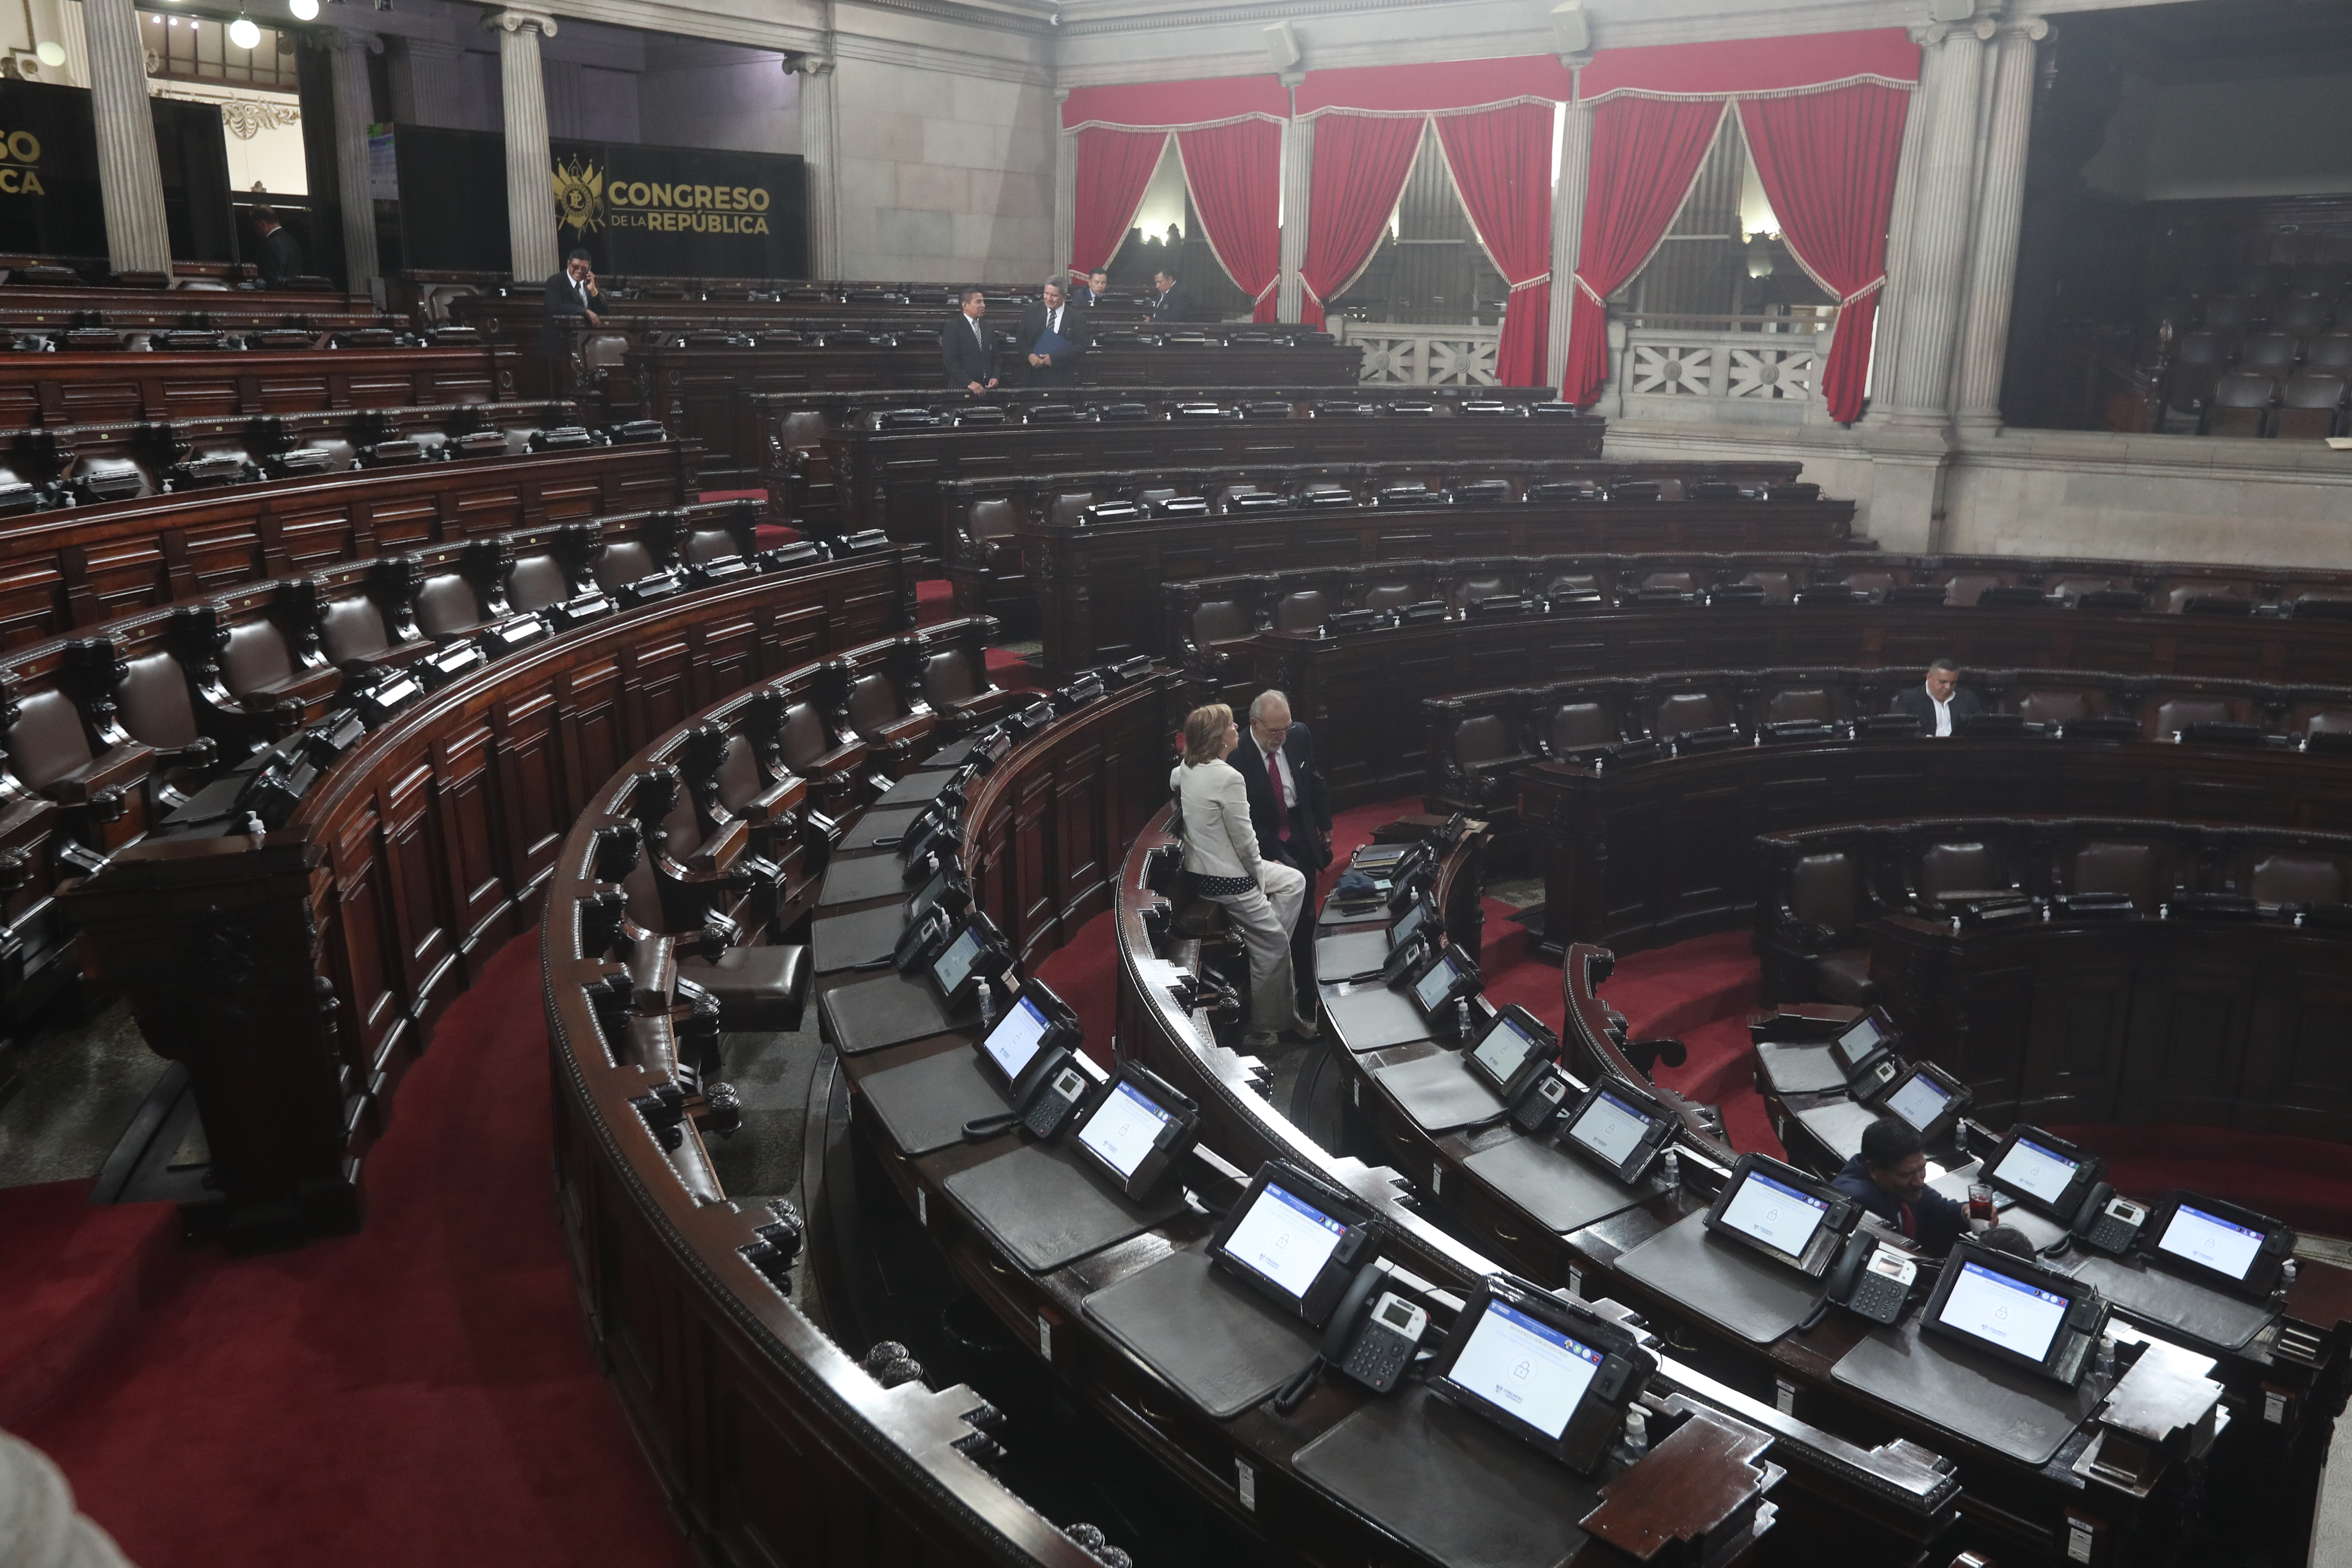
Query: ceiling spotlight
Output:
[[229, 12, 260, 46], [34, 39, 65, 65], [289, 0, 317, 17]]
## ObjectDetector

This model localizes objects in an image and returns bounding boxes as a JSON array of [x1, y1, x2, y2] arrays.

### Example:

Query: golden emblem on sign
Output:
[[551, 155, 603, 236]]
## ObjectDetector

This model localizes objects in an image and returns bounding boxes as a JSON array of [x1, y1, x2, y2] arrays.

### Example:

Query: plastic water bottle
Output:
[[1661, 1147, 1681, 1190], [1622, 1406, 1649, 1458]]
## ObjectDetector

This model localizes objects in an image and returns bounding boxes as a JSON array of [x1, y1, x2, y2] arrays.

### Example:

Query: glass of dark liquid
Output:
[[1966, 1183, 1998, 1226]]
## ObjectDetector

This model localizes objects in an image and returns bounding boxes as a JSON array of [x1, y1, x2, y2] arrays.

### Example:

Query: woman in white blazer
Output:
[[1171, 702, 1310, 1045]]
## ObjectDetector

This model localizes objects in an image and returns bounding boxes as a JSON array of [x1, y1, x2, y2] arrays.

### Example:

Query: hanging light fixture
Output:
[[288, 0, 318, 18], [229, 12, 261, 47]]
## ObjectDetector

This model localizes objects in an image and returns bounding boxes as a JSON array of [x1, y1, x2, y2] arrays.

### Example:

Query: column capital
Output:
[[331, 28, 384, 55], [1053, 87, 1070, 103], [2002, 16, 2050, 41], [783, 51, 833, 75], [485, 9, 558, 38]]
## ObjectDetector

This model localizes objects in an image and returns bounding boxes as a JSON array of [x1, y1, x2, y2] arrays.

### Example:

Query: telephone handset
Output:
[[2070, 1183, 2146, 1256], [1811, 1231, 1917, 1328], [1273, 1263, 1427, 1412], [893, 907, 955, 974]]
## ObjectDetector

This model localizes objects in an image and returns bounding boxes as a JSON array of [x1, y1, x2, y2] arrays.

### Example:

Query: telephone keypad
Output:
[[1847, 1268, 1909, 1324], [1340, 1329, 1415, 1393]]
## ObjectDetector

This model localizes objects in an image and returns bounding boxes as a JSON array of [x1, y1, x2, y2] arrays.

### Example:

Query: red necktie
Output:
[[1899, 1202, 1917, 1240]]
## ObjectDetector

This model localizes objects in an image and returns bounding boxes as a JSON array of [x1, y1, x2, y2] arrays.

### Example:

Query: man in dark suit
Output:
[[1148, 269, 1193, 325], [1235, 689, 1334, 1013], [251, 207, 304, 288], [1832, 1118, 1970, 1255], [541, 249, 603, 361], [1068, 268, 1109, 307], [1889, 658, 1984, 737], [1013, 280, 1087, 387], [941, 288, 998, 393]]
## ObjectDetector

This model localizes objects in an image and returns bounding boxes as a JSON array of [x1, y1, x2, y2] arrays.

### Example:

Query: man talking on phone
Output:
[[541, 248, 603, 389]]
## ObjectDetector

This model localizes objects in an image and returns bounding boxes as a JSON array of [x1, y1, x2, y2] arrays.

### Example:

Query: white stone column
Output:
[[1880, 15, 1993, 421], [793, 55, 840, 280], [489, 9, 559, 285], [1276, 86, 1310, 322], [1865, 58, 1936, 407], [1953, 17, 2046, 431], [329, 31, 383, 294], [1546, 90, 1591, 392], [1053, 91, 1075, 288], [80, 0, 170, 274]]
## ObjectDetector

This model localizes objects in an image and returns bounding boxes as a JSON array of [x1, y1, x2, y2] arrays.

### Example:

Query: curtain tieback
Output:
[[1572, 273, 1609, 307], [1838, 276, 1887, 309], [1253, 279, 1280, 303], [1507, 273, 1551, 292]]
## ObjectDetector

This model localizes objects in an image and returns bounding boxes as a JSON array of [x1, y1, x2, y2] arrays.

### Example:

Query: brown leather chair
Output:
[[2165, 330, 2237, 420], [2163, 581, 2252, 614], [1363, 580, 1422, 612], [1842, 570, 1900, 599], [2015, 689, 2091, 726], [1768, 851, 1874, 1005], [843, 666, 934, 771], [918, 645, 1005, 730], [1543, 701, 1615, 756], [2071, 841, 2159, 911], [2304, 707, 2352, 738], [1741, 571, 1797, 604], [1651, 693, 1726, 738], [1050, 490, 1102, 527], [2200, 295, 2261, 333], [217, 613, 340, 723], [2152, 697, 2233, 738], [1915, 842, 2008, 903], [773, 696, 866, 793], [2304, 334, 2352, 372], [413, 566, 496, 641], [1189, 599, 1255, 656], [1272, 589, 1329, 632], [506, 549, 581, 616], [1449, 573, 1511, 611], [2203, 372, 2276, 437], [1639, 570, 1700, 594], [1543, 573, 1602, 600], [2274, 296, 2334, 337], [1942, 573, 2003, 607], [2, 685, 148, 847], [2274, 374, 2348, 440], [2251, 854, 2345, 907], [317, 589, 432, 671], [1763, 689, 1831, 724], [2237, 332, 2301, 375]]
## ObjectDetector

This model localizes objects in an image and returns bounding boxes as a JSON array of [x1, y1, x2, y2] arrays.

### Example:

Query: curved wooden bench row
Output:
[[1219, 600, 2352, 808], [0, 434, 695, 649], [817, 389, 1599, 550], [1108, 817, 2278, 1562], [1514, 730, 2352, 958], [0, 343, 524, 430], [1422, 665, 2352, 819], [530, 650, 1962, 1564], [1750, 815, 2352, 1136], [0, 397, 588, 522], [992, 469, 1852, 666], [52, 550, 921, 1245]]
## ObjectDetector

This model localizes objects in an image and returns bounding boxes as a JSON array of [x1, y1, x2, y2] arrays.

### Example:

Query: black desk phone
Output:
[[2072, 1185, 2144, 1256], [1818, 1231, 1918, 1326], [1273, 1262, 1431, 1413], [1461, 1006, 1569, 1133], [965, 978, 1089, 1142]]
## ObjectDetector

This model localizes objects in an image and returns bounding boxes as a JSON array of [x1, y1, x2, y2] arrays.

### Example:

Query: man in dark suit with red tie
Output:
[[940, 288, 998, 393], [1234, 689, 1334, 1016], [1832, 1118, 1969, 1254]]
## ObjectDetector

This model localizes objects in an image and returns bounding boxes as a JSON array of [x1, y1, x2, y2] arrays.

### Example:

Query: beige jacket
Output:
[[1170, 759, 1265, 894]]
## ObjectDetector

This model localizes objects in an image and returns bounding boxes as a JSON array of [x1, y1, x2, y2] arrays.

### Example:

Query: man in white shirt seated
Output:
[[1889, 658, 1985, 737]]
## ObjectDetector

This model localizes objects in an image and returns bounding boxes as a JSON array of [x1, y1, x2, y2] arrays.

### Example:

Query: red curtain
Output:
[[1176, 119, 1285, 322], [1071, 127, 1168, 275], [1739, 86, 1910, 424], [1562, 98, 1726, 409], [1297, 113, 1422, 328], [1431, 102, 1555, 386]]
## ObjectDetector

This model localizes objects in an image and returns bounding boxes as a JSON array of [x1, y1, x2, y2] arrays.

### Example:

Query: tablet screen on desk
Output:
[[1470, 1013, 1543, 1086], [981, 995, 1050, 1082], [931, 927, 983, 995], [1221, 1180, 1349, 1303], [1884, 1071, 1952, 1133], [1446, 1298, 1606, 1440], [1565, 1090, 1652, 1170], [1838, 1015, 1886, 1059], [1992, 1136, 2081, 1208], [1719, 1169, 1830, 1259], [1935, 1259, 2068, 1363], [1412, 952, 1461, 1011], [2156, 1203, 2266, 1283], [1075, 1078, 1175, 1181], [1390, 900, 1430, 949]]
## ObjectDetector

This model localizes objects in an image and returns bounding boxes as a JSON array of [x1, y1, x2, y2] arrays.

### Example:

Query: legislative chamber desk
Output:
[[530, 665, 1951, 1567], [1515, 735, 2352, 957], [810, 721, 1966, 1567], [1104, 815, 2268, 1565], [1224, 606, 2352, 811]]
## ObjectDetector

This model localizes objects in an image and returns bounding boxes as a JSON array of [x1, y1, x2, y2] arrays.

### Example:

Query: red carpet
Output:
[[0, 1182, 181, 1428], [985, 645, 1049, 692], [1034, 906, 1120, 1069], [917, 576, 954, 627], [2047, 1124, 2352, 1240], [21, 932, 691, 1568]]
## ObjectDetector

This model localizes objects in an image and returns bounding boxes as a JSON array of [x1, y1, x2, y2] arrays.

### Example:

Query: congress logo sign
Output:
[[552, 154, 603, 236], [0, 129, 46, 196]]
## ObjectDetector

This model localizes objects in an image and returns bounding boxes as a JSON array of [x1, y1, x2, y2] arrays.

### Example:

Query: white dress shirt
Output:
[[1926, 683, 1953, 737]]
